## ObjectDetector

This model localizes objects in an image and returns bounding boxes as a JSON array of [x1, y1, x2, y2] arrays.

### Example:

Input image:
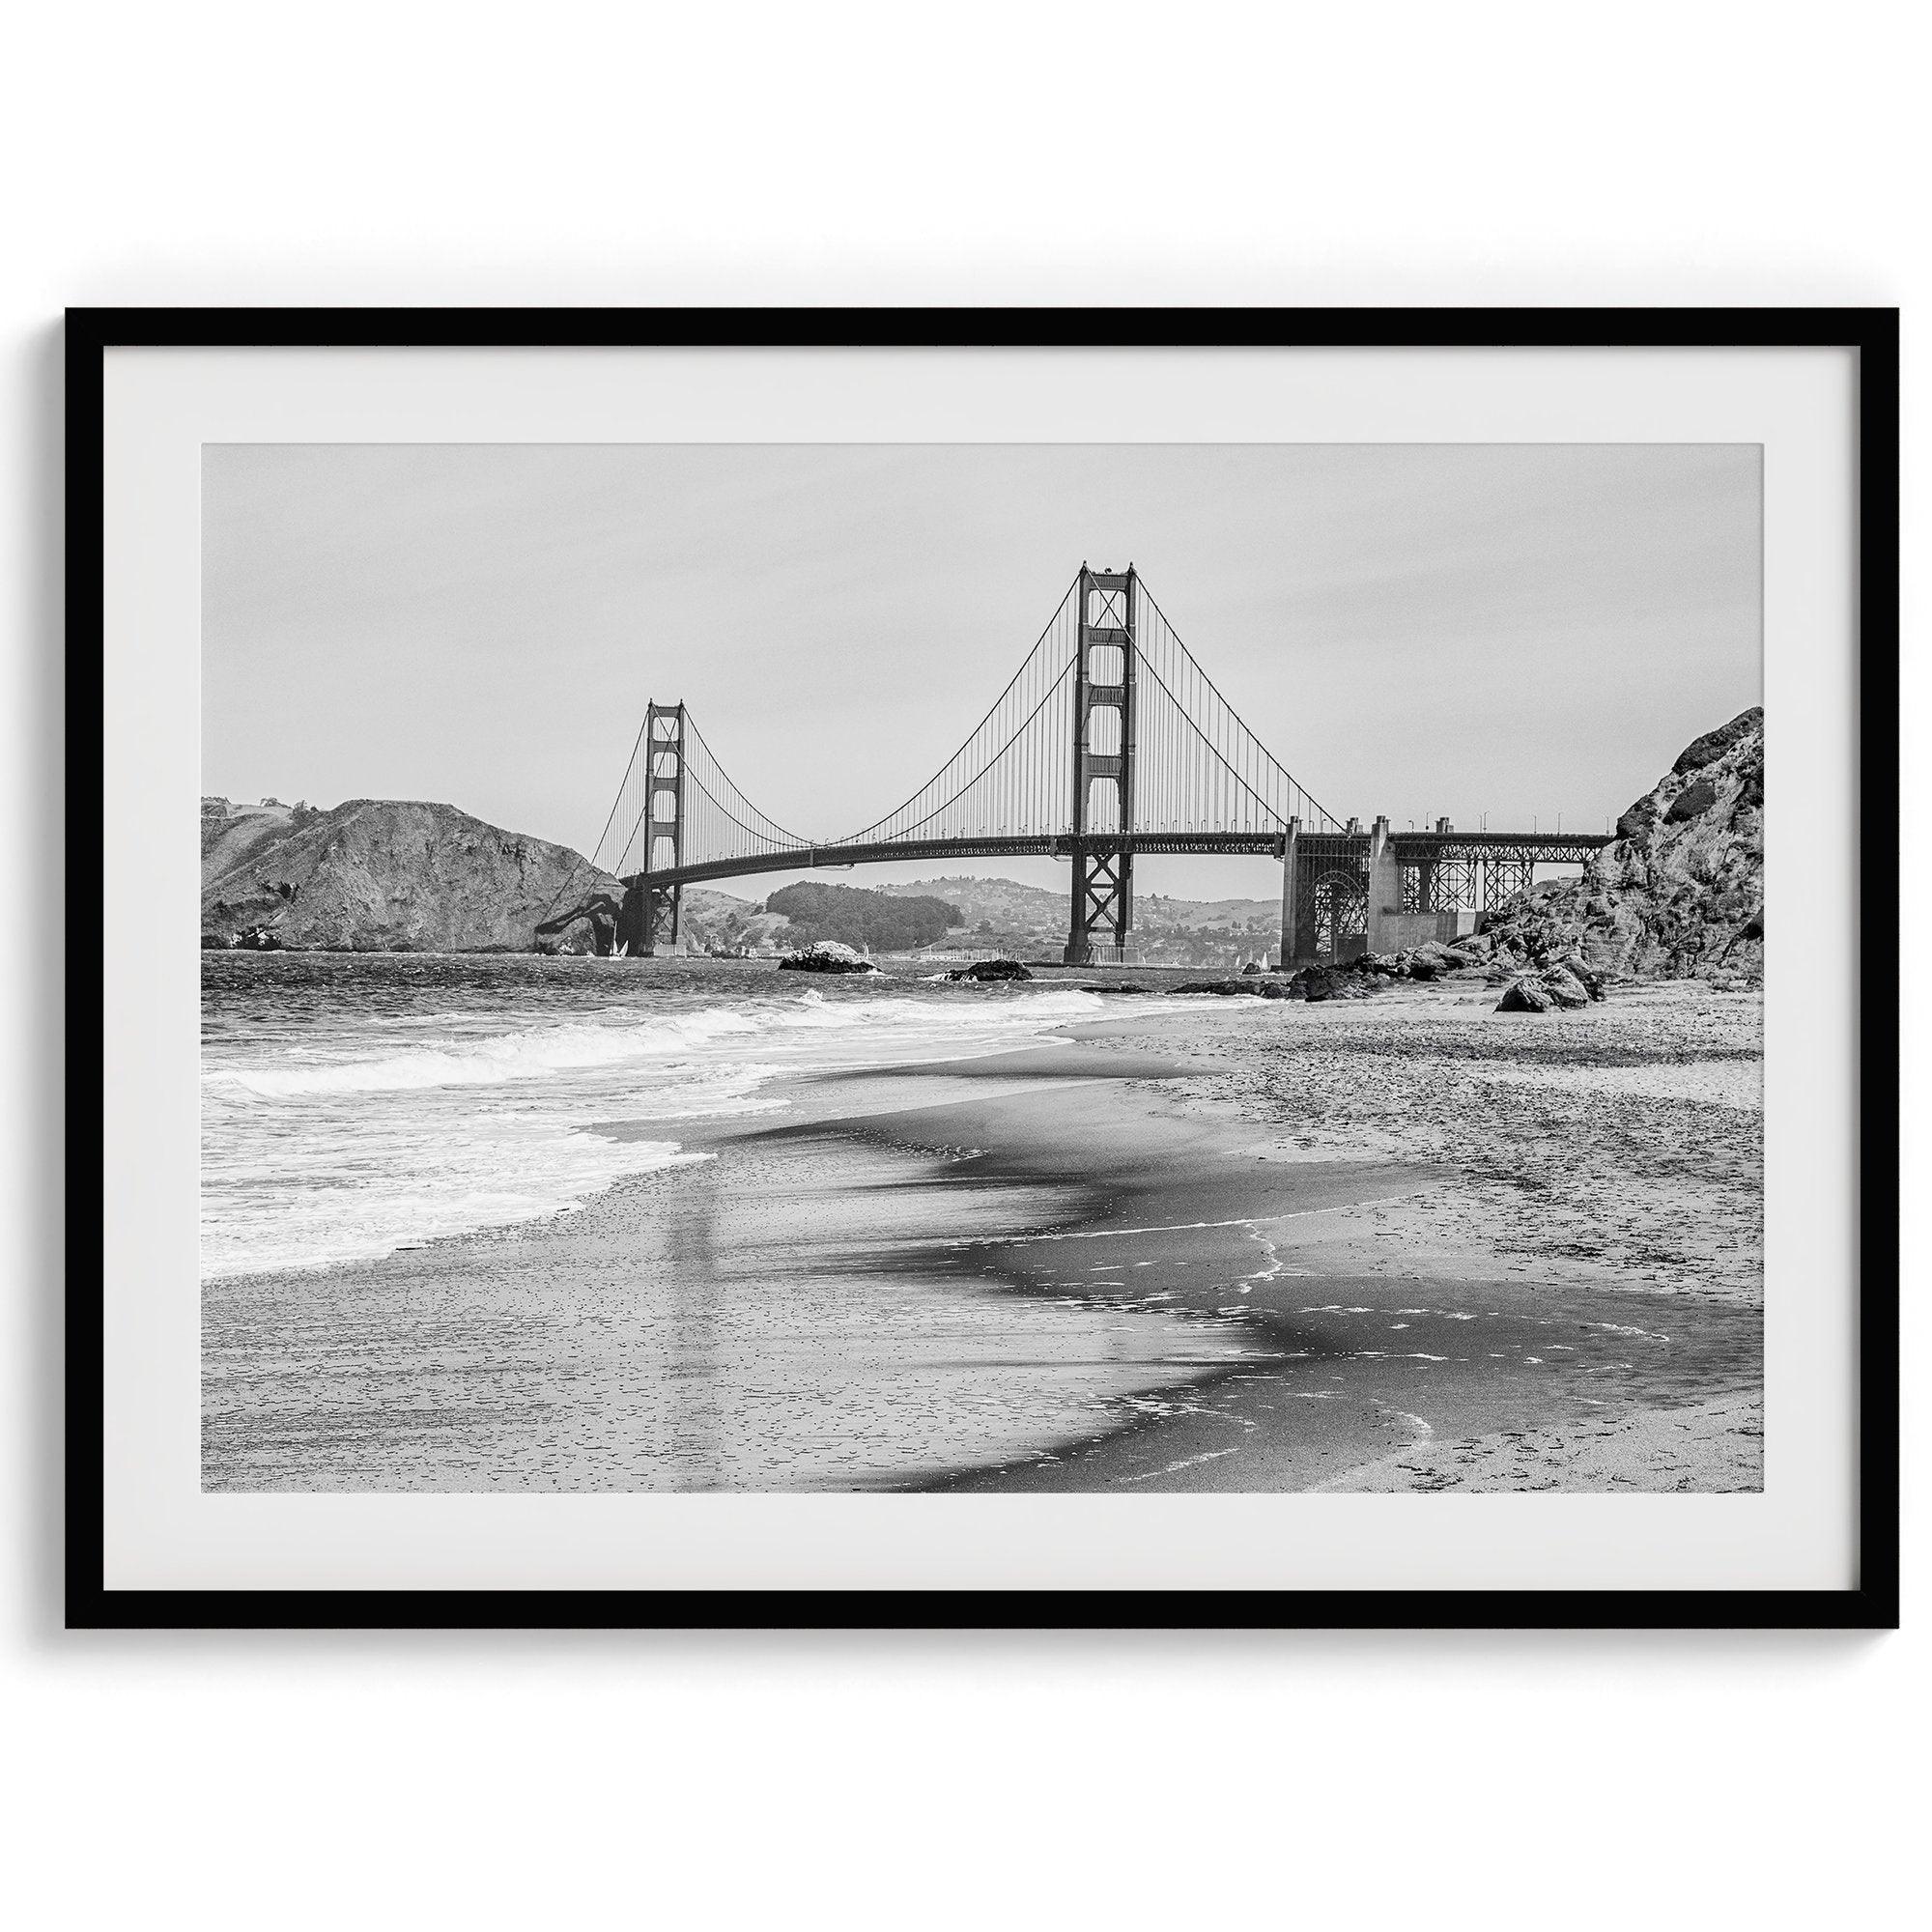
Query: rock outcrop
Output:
[[777, 941, 879, 974], [1480, 706, 1764, 984], [1173, 965, 1380, 1002], [201, 796, 619, 952], [947, 958, 1032, 982], [1494, 962, 1604, 1013]]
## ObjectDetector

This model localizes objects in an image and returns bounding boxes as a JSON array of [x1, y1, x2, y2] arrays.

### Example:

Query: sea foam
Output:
[[201, 979, 1130, 1278]]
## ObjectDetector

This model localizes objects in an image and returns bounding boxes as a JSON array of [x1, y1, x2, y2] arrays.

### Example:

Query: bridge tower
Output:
[[628, 700, 686, 956], [1063, 563, 1138, 965]]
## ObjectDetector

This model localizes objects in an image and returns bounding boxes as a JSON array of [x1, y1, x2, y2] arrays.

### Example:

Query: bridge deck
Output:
[[622, 829, 1612, 893]]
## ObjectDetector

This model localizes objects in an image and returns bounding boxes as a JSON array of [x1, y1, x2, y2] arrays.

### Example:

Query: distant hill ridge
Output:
[[201, 797, 1297, 954], [874, 873, 1280, 937], [206, 712, 1761, 967], [201, 796, 620, 952]]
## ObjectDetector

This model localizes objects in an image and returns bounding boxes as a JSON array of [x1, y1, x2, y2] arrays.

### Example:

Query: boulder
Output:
[[1552, 955, 1608, 1001], [1538, 964, 1593, 1009], [1173, 979, 1264, 996], [947, 958, 1033, 982], [779, 941, 879, 974], [1495, 976, 1553, 1013], [1298, 966, 1378, 1003]]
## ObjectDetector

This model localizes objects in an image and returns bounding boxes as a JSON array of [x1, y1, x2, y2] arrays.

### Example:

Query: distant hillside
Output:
[[201, 801, 1274, 962], [764, 881, 962, 952], [1138, 893, 1282, 935], [202, 796, 618, 952], [1483, 707, 1763, 982], [877, 874, 1064, 929], [875, 873, 1279, 964], [207, 710, 1761, 973], [678, 887, 785, 955]]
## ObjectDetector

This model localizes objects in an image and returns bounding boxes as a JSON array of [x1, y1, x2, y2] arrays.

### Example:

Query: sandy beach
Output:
[[755, 978, 1762, 1492], [203, 971, 1762, 1493]]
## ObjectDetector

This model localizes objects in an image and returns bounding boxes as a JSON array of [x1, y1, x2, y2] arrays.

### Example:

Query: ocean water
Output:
[[202, 953, 1144, 1280], [201, 954, 1262, 1492]]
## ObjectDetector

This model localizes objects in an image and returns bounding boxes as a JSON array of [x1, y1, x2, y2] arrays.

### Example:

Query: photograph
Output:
[[18, 8, 1922, 1923], [198, 439, 1768, 1498]]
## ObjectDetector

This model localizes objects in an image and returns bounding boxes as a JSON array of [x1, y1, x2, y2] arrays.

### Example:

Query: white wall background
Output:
[[3, 4, 1919, 1927]]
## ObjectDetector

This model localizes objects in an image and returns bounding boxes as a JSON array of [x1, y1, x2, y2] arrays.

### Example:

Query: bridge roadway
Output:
[[620, 827, 1614, 895]]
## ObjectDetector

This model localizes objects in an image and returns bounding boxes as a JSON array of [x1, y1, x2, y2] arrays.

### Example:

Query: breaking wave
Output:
[[205, 1008, 765, 1097], [201, 973, 1129, 1277], [204, 988, 1113, 1100]]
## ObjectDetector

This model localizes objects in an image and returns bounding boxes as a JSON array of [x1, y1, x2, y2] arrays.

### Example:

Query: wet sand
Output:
[[745, 1002, 1762, 1492], [204, 1043, 1272, 1492]]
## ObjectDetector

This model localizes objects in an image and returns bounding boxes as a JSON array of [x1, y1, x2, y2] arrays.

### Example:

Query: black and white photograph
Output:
[[17, 6, 1921, 1924], [199, 440, 1768, 1498]]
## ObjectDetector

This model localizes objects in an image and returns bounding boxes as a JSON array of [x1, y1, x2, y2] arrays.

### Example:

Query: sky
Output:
[[203, 442, 1761, 903]]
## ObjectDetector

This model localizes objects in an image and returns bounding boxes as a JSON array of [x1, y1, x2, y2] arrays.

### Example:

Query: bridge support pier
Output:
[[1277, 818, 1300, 969], [1063, 563, 1138, 965], [638, 701, 686, 956], [1365, 815, 1399, 956], [617, 880, 648, 955], [642, 883, 682, 955], [1064, 846, 1132, 966]]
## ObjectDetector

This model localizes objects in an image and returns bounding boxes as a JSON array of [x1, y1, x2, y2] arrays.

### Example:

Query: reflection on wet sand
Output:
[[202, 1113, 1257, 1492]]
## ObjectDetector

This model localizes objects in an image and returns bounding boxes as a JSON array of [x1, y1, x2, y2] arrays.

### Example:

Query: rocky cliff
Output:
[[1480, 707, 1764, 983], [201, 796, 620, 952]]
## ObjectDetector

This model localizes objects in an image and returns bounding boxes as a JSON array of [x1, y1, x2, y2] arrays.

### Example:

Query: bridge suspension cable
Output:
[[663, 712, 810, 869], [593, 707, 811, 877], [825, 576, 1082, 847], [588, 565, 1343, 883], [1131, 582, 1342, 836], [588, 714, 651, 878]]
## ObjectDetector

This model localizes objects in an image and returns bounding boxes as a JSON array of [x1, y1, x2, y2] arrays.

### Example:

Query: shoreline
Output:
[[202, 980, 1763, 1493], [732, 1006, 1762, 1492]]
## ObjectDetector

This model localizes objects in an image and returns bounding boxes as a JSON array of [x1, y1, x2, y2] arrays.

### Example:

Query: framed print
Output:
[[69, 307, 1897, 1629]]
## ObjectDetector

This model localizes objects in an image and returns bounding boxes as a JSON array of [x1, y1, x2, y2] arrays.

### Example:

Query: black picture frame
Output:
[[66, 305, 1899, 1632]]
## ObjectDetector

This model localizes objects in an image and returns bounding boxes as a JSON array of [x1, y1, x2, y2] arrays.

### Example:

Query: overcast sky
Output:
[[203, 442, 1760, 903]]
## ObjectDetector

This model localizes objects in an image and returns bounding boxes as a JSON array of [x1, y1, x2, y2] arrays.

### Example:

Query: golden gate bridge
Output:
[[541, 565, 1610, 967]]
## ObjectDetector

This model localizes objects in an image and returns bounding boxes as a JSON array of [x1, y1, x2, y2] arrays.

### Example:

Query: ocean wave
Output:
[[199, 1130, 708, 1278], [205, 988, 1114, 1099], [205, 1008, 766, 1097], [201, 981, 1132, 1276]]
